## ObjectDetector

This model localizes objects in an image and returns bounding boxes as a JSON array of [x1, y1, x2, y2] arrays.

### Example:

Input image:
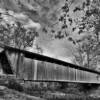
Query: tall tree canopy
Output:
[[50, 0, 100, 69], [0, 16, 39, 49]]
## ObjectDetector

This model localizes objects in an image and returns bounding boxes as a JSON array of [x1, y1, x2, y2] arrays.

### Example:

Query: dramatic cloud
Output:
[[0, 8, 41, 30]]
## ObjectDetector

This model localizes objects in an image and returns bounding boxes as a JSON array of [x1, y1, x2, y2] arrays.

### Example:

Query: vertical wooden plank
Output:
[[14, 53, 21, 78], [34, 60, 38, 80]]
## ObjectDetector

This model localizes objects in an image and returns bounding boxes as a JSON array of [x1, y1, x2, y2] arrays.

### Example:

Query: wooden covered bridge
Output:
[[0, 43, 100, 84]]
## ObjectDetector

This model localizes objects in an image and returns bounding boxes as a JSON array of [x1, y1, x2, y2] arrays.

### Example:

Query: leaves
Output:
[[73, 7, 81, 12], [61, 2, 69, 13], [68, 18, 73, 25], [55, 31, 64, 39], [78, 30, 83, 34], [42, 27, 48, 33], [59, 16, 64, 22], [68, 37, 76, 44], [61, 24, 68, 29], [50, 0, 100, 69], [72, 27, 76, 32], [86, 0, 90, 6], [0, 20, 39, 49], [51, 29, 55, 33]]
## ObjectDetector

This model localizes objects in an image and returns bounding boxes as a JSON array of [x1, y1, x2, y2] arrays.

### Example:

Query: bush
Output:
[[6, 79, 23, 92], [24, 86, 35, 95], [45, 93, 100, 100], [0, 90, 5, 97], [24, 84, 42, 97], [80, 83, 99, 91]]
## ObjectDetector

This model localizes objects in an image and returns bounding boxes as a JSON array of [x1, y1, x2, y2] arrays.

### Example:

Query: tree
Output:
[[0, 21, 38, 49], [72, 0, 100, 69], [0, 15, 39, 76], [51, 0, 100, 69]]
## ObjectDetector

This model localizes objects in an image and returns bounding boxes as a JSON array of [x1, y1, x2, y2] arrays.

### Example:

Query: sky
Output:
[[0, 0, 85, 63]]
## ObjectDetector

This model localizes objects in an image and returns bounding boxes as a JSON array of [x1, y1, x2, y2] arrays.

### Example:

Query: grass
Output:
[[1, 77, 100, 100], [45, 94, 100, 100], [6, 79, 23, 92]]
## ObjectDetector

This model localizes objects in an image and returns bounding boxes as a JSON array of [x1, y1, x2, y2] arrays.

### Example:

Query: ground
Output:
[[0, 75, 100, 100], [0, 86, 45, 100]]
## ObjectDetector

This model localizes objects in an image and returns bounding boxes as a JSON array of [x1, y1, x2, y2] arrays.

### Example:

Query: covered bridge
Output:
[[0, 44, 100, 84]]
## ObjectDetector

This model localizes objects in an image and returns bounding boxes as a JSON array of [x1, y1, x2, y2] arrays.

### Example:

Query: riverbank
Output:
[[0, 75, 100, 100]]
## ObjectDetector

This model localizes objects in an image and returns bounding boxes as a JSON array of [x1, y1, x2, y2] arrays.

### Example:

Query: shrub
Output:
[[6, 79, 23, 92], [24, 85, 42, 97], [0, 90, 5, 97], [45, 93, 100, 100]]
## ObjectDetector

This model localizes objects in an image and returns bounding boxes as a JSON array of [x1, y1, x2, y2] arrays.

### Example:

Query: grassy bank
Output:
[[0, 76, 100, 100]]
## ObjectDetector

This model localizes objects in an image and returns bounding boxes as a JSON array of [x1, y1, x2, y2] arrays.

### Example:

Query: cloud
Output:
[[23, 19, 41, 29], [8, 11, 41, 29], [40, 39, 74, 63], [0, 9, 41, 30], [37, 32, 76, 62], [0, 0, 64, 28]]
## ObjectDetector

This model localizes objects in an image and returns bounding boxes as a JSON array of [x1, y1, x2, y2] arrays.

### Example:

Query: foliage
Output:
[[6, 79, 23, 92], [71, 0, 100, 68], [0, 90, 5, 97], [50, 0, 100, 69], [0, 18, 39, 49], [0, 12, 39, 76], [24, 86, 40, 96], [79, 83, 99, 93], [45, 93, 100, 100]]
